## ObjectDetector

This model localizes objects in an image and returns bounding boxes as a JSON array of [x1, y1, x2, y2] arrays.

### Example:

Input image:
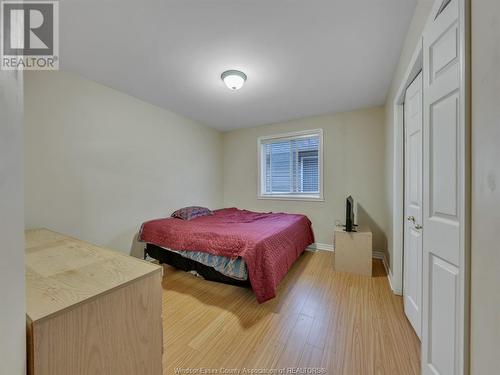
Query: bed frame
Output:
[[145, 244, 250, 288]]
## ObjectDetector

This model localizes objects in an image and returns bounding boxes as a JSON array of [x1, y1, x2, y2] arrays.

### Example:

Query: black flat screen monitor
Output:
[[345, 196, 355, 232]]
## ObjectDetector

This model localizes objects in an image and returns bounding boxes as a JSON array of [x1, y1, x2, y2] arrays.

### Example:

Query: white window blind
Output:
[[259, 129, 323, 200]]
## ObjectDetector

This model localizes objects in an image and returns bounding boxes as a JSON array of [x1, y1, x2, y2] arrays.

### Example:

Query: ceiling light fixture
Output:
[[221, 70, 247, 90]]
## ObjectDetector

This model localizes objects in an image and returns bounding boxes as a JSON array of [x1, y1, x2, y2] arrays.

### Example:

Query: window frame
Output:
[[257, 128, 324, 201]]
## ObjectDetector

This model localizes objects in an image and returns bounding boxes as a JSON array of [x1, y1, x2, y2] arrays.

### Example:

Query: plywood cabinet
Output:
[[25, 229, 163, 375], [334, 226, 373, 276]]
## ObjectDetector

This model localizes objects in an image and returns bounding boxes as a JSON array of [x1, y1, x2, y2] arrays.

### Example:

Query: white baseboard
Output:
[[372, 249, 386, 261], [372, 250, 402, 295], [306, 242, 334, 252], [388, 270, 402, 295]]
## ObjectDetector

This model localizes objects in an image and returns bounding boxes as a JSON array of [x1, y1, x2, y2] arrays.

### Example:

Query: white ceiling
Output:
[[60, 0, 417, 131]]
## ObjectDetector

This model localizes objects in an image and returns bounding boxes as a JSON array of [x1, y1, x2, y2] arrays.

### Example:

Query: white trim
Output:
[[372, 250, 401, 294], [306, 242, 334, 252], [257, 129, 324, 201], [258, 128, 323, 143], [372, 249, 386, 260], [387, 269, 401, 295], [391, 39, 424, 295], [258, 195, 324, 202]]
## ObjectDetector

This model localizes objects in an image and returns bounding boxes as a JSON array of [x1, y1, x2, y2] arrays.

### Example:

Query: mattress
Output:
[[155, 245, 248, 281], [145, 244, 250, 287]]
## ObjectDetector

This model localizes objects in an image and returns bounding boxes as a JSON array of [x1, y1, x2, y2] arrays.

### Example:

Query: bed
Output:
[[139, 207, 314, 303]]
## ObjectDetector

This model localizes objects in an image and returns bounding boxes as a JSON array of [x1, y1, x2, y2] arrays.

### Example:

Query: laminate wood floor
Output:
[[161, 250, 420, 375]]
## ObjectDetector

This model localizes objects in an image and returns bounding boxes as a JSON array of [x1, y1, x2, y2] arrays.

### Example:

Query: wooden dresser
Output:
[[25, 229, 163, 375]]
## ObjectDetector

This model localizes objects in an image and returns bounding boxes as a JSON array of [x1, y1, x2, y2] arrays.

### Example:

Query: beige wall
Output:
[[24, 71, 223, 255], [471, 0, 500, 372], [223, 107, 387, 251], [0, 71, 25, 374], [384, 0, 434, 271]]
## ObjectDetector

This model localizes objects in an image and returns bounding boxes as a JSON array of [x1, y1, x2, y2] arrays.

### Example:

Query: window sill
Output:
[[258, 195, 324, 202]]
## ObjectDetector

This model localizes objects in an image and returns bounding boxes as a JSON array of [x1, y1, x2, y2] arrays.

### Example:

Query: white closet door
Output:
[[422, 0, 469, 374], [403, 71, 423, 339]]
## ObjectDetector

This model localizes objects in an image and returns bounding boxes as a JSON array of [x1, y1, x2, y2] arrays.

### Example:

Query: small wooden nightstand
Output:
[[333, 225, 373, 276]]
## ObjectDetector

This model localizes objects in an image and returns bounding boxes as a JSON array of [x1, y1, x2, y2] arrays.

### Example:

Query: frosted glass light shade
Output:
[[221, 70, 247, 90]]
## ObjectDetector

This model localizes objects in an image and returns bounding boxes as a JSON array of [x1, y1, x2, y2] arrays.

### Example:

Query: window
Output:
[[258, 129, 323, 200]]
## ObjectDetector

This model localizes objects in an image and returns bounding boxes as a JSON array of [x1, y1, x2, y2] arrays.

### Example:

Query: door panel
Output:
[[429, 22, 459, 82], [428, 255, 459, 375], [422, 0, 468, 373], [403, 71, 423, 338], [409, 129, 421, 206], [430, 91, 459, 220], [406, 227, 422, 313]]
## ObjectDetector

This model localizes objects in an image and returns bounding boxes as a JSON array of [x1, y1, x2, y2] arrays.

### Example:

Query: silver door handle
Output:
[[407, 216, 415, 223], [415, 224, 423, 230]]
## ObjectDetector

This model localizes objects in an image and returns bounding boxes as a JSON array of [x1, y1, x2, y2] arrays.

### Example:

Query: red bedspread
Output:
[[139, 208, 314, 303]]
